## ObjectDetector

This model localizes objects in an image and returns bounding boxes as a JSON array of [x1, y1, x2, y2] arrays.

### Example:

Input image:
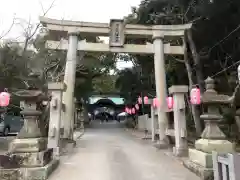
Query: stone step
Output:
[[11, 148, 53, 167]]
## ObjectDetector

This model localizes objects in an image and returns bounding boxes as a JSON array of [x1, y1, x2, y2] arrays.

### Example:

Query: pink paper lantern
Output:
[[129, 109, 132, 114], [135, 104, 139, 110], [153, 97, 159, 108], [138, 96, 142, 104], [167, 96, 174, 109], [144, 96, 148, 104], [132, 108, 136, 114], [190, 87, 201, 105], [0, 92, 10, 107]]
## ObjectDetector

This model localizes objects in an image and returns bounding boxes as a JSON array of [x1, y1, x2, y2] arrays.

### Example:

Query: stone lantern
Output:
[[184, 77, 234, 180], [6, 89, 59, 180]]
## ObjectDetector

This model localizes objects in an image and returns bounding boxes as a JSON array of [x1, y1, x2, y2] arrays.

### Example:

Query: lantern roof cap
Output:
[[169, 85, 188, 94], [202, 77, 232, 104], [13, 90, 43, 101]]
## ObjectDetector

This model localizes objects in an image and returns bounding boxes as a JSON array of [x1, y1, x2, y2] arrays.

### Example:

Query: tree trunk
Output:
[[183, 33, 202, 136], [186, 29, 205, 94]]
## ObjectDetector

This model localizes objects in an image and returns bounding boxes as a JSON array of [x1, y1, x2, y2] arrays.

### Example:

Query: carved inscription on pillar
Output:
[[109, 19, 125, 47]]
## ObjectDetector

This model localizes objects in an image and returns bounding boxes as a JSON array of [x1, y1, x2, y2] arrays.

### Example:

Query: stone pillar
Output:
[[151, 105, 155, 142], [184, 77, 234, 180], [80, 110, 85, 130], [48, 82, 66, 157], [73, 97, 77, 129], [151, 104, 159, 142], [153, 31, 169, 148], [62, 31, 79, 140], [8, 90, 58, 180], [169, 85, 188, 157]]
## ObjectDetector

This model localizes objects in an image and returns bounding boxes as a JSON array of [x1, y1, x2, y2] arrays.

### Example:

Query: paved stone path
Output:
[[49, 121, 200, 180]]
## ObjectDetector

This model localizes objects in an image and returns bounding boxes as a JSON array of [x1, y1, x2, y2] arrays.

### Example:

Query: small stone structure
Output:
[[184, 77, 235, 180], [151, 105, 159, 142], [212, 151, 240, 180], [169, 85, 188, 157], [0, 90, 59, 180], [48, 82, 66, 157], [137, 114, 149, 131]]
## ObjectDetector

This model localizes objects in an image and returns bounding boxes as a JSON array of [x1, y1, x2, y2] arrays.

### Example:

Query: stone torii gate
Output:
[[40, 17, 191, 147]]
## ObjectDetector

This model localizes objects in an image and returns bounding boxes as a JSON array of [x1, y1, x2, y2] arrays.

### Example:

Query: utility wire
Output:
[[202, 24, 240, 53]]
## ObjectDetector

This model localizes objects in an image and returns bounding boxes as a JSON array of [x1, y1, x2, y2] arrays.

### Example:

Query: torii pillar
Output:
[[62, 31, 79, 140], [153, 31, 169, 148]]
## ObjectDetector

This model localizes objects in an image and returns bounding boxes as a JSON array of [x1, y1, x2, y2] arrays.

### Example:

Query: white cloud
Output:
[[0, 0, 140, 38], [0, 0, 140, 69]]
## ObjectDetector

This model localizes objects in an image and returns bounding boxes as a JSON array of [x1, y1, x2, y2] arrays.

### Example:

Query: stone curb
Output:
[[73, 130, 85, 141], [125, 128, 187, 165]]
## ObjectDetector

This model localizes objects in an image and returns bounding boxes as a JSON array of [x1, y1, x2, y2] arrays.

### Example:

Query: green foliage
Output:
[[115, 68, 142, 104], [118, 0, 240, 105], [92, 75, 117, 94], [0, 42, 33, 89]]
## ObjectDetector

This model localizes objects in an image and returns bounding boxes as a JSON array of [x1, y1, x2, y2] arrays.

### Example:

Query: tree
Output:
[[115, 68, 141, 104], [122, 0, 240, 135]]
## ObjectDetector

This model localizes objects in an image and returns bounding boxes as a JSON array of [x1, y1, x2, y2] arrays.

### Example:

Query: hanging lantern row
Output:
[[150, 87, 201, 109], [126, 87, 201, 114], [138, 96, 149, 104], [125, 107, 137, 115], [152, 97, 174, 109], [137, 95, 173, 109]]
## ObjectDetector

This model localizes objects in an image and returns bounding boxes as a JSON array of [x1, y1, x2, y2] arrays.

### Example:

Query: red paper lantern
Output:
[[132, 108, 136, 114], [135, 104, 139, 110], [144, 96, 148, 104], [167, 96, 173, 109], [138, 96, 142, 104], [190, 87, 201, 105], [0, 92, 10, 107]]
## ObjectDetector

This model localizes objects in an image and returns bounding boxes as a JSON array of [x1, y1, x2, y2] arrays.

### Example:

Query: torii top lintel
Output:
[[39, 16, 192, 38]]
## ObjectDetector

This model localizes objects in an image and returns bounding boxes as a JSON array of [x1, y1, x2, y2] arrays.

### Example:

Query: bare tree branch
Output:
[[0, 16, 16, 39], [18, 0, 56, 53]]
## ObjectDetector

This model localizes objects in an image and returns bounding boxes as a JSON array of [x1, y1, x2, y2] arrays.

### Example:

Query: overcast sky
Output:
[[0, 0, 140, 69]]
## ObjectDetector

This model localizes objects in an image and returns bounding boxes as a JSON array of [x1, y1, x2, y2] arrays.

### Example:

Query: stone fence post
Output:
[[48, 82, 66, 157], [169, 85, 188, 157]]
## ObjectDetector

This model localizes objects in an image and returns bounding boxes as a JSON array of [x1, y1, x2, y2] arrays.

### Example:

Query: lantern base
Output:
[[9, 138, 47, 153], [195, 138, 235, 153], [183, 139, 235, 180], [183, 156, 213, 180], [183, 148, 214, 179], [153, 139, 169, 149], [173, 147, 188, 157]]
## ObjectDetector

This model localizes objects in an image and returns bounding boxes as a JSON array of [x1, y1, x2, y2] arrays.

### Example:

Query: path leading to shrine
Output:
[[49, 121, 200, 180]]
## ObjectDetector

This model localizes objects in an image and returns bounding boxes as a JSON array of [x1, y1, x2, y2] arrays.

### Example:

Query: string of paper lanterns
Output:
[[152, 97, 174, 109], [151, 87, 201, 109], [125, 87, 201, 115]]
